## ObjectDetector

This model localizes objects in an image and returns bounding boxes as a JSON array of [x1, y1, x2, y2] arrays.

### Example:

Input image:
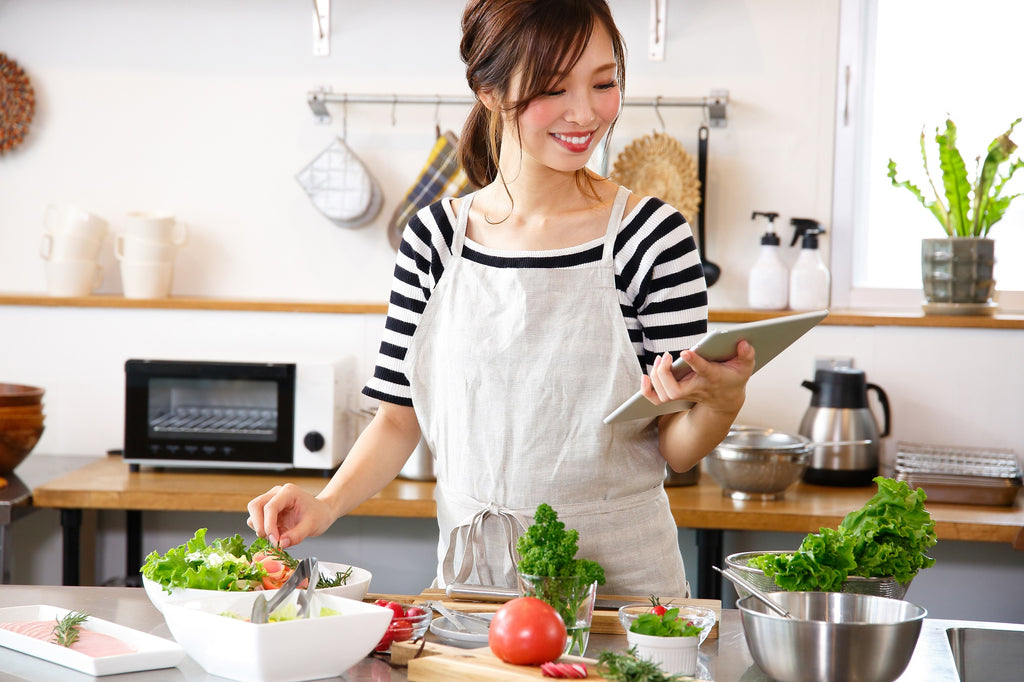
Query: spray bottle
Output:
[[747, 211, 788, 310], [788, 218, 830, 310]]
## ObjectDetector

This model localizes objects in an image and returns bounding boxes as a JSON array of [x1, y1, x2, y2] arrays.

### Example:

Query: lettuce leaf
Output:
[[748, 477, 937, 591], [140, 528, 275, 592]]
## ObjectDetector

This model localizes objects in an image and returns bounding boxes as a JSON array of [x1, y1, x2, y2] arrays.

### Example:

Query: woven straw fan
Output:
[[610, 131, 701, 226]]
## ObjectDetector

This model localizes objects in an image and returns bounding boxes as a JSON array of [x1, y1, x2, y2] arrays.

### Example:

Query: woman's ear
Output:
[[478, 90, 500, 112]]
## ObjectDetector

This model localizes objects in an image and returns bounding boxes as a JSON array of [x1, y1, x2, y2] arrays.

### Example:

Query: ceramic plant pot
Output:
[[625, 630, 699, 676], [921, 238, 995, 305]]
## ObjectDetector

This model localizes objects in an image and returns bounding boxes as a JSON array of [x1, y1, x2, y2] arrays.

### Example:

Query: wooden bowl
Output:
[[0, 384, 44, 407], [0, 414, 46, 431], [0, 424, 45, 473]]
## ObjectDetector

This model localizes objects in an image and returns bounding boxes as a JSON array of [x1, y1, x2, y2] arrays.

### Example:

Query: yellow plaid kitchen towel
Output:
[[389, 131, 474, 245]]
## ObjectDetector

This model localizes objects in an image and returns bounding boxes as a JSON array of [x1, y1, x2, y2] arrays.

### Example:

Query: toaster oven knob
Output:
[[303, 431, 326, 452]]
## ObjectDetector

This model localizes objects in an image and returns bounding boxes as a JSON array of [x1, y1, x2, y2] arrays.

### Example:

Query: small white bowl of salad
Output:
[[141, 528, 371, 613], [160, 590, 392, 682]]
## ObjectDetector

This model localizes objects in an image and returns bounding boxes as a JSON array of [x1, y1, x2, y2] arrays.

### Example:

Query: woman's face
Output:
[[505, 24, 621, 176]]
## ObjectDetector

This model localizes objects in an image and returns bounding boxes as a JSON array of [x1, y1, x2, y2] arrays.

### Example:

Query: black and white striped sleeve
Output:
[[362, 202, 455, 406], [614, 198, 709, 374]]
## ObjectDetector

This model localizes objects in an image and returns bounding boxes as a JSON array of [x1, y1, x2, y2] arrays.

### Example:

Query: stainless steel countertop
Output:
[[1, 585, 1021, 681]]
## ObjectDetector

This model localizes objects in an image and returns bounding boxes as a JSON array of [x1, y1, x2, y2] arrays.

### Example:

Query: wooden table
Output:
[[32, 455, 1024, 594]]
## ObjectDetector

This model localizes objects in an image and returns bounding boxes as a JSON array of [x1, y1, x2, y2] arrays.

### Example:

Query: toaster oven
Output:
[[123, 359, 346, 471]]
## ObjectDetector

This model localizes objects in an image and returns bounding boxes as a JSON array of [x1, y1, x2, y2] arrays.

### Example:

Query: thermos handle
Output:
[[866, 382, 891, 437], [801, 380, 817, 391]]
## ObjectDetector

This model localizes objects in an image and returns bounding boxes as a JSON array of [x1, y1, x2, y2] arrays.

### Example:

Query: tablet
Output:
[[603, 309, 828, 424]]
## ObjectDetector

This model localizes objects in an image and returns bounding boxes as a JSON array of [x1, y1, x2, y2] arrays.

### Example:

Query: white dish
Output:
[[161, 591, 391, 682], [0, 604, 185, 676], [428, 612, 494, 647], [143, 561, 371, 613]]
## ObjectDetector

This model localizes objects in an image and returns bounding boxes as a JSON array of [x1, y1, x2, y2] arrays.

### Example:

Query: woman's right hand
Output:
[[246, 483, 336, 550]]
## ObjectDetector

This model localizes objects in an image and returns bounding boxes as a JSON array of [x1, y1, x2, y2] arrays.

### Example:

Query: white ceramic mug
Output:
[[40, 232, 104, 261], [120, 259, 174, 299], [45, 258, 103, 297], [44, 204, 109, 242], [123, 211, 188, 246], [114, 234, 179, 262]]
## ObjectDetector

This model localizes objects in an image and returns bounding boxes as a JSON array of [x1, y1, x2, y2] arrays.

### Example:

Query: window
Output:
[[831, 0, 1024, 311]]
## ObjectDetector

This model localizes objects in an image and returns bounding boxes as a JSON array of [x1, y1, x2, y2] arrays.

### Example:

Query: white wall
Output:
[[2, 1, 1022, 623]]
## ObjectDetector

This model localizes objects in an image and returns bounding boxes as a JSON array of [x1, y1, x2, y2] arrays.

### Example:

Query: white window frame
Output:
[[830, 0, 1024, 312]]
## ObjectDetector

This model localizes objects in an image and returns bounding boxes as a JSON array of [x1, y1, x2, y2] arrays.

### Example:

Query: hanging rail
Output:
[[306, 87, 729, 127]]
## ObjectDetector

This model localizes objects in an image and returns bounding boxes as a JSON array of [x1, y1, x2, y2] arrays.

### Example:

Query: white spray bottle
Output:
[[788, 218, 831, 310], [747, 211, 789, 310]]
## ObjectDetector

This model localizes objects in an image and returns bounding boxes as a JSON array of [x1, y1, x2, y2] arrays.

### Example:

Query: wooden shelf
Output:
[[2, 293, 1023, 328]]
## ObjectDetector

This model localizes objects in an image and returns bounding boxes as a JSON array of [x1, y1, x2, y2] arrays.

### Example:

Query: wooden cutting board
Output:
[[406, 588, 722, 638], [394, 641, 603, 681]]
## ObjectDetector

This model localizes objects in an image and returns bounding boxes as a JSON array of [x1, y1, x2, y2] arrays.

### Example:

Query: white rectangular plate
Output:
[[0, 605, 185, 676]]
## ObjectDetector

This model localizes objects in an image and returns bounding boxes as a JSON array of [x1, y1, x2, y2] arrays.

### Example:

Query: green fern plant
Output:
[[887, 117, 1024, 237]]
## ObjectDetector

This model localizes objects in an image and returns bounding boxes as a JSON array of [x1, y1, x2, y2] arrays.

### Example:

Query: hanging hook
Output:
[[391, 95, 398, 127], [653, 96, 666, 131], [434, 96, 442, 139], [341, 94, 348, 140]]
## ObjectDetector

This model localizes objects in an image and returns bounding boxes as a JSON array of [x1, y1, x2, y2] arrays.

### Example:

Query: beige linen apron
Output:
[[406, 186, 688, 596]]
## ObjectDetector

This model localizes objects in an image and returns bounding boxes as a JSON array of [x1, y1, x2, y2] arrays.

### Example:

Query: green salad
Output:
[[141, 528, 291, 592], [749, 476, 937, 591]]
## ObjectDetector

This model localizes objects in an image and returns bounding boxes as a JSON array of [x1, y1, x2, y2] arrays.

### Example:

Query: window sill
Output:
[[2, 293, 1023, 329]]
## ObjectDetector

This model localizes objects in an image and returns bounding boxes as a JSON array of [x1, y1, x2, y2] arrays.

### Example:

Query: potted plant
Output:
[[515, 504, 605, 656], [622, 600, 705, 676], [887, 117, 1023, 313]]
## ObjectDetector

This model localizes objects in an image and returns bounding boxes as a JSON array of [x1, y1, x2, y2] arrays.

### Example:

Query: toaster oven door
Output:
[[124, 360, 295, 469]]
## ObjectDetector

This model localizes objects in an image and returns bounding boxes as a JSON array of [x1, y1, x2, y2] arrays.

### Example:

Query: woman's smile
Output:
[[551, 130, 596, 153]]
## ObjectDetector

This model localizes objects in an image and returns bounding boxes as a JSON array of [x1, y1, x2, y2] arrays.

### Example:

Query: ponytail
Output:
[[458, 101, 500, 188]]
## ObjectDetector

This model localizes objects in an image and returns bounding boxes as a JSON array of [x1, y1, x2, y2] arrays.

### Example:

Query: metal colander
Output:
[[725, 551, 911, 600]]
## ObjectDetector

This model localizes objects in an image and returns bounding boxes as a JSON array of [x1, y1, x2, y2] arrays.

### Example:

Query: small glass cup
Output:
[[516, 572, 598, 656]]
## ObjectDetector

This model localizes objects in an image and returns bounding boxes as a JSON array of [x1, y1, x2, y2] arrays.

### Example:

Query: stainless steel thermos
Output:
[[798, 367, 890, 486]]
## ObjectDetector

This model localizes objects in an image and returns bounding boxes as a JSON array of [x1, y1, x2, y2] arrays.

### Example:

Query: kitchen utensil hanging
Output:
[[0, 53, 35, 154], [696, 124, 721, 286], [609, 102, 701, 227], [387, 128, 474, 251], [295, 98, 383, 228]]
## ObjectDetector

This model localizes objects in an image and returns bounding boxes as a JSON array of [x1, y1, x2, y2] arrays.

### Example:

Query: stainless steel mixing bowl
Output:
[[704, 429, 811, 500], [738, 591, 927, 682]]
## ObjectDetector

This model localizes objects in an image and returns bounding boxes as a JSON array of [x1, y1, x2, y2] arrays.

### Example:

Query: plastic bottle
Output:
[[788, 218, 831, 310], [747, 211, 789, 310]]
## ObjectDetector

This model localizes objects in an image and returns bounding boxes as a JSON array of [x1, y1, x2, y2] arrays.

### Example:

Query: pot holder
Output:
[[295, 136, 383, 228], [387, 130, 474, 249]]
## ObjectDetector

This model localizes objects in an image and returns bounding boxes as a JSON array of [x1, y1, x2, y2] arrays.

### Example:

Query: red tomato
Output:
[[405, 605, 428, 618], [488, 597, 567, 665], [389, 619, 414, 643], [651, 604, 667, 616], [383, 601, 406, 619]]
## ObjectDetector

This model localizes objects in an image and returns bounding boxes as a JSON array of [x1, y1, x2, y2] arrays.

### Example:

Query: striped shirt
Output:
[[363, 194, 709, 406]]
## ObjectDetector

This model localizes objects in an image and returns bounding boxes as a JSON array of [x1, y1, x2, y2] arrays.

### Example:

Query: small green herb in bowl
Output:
[[629, 608, 703, 638]]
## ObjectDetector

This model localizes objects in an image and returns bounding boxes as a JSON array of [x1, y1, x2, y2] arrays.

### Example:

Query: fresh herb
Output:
[[254, 540, 299, 570], [749, 477, 937, 591], [316, 565, 353, 589], [51, 611, 89, 648], [516, 503, 606, 656], [141, 528, 288, 592], [517, 504, 605, 585], [596, 647, 687, 681], [629, 608, 702, 638]]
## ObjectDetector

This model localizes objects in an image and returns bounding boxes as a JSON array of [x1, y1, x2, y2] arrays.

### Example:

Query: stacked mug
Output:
[[40, 205, 109, 296], [115, 211, 188, 298]]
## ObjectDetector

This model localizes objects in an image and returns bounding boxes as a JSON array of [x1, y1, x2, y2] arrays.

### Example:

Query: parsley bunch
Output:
[[516, 503, 605, 585]]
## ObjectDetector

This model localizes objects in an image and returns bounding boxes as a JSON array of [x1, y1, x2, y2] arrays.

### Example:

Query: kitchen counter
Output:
[[0, 584, 1018, 681], [31, 455, 1024, 595]]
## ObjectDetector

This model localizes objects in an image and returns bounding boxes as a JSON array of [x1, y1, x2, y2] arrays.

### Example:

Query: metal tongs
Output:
[[250, 556, 319, 624]]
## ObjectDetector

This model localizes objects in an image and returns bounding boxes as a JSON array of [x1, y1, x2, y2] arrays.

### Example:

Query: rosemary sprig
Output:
[[51, 611, 89, 648], [263, 545, 299, 569], [316, 565, 353, 588]]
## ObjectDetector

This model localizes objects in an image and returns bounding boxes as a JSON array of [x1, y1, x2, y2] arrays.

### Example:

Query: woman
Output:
[[247, 0, 754, 596]]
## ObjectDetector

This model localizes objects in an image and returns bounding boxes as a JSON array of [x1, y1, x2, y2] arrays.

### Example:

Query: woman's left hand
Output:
[[641, 339, 756, 415]]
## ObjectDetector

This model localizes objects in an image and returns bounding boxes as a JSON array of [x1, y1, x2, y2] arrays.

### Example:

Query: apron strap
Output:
[[441, 501, 530, 587], [601, 186, 631, 263], [450, 192, 476, 258]]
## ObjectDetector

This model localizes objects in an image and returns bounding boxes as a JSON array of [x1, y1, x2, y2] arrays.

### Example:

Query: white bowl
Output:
[[143, 562, 371, 613], [161, 591, 391, 682], [626, 630, 699, 676]]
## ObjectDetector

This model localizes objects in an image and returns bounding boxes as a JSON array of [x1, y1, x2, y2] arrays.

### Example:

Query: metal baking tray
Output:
[[895, 442, 1022, 506]]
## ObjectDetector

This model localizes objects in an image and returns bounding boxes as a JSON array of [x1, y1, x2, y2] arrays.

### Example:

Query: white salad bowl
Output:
[[160, 591, 392, 682], [143, 562, 371, 613]]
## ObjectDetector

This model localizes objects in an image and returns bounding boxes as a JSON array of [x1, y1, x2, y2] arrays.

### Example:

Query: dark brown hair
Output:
[[458, 0, 626, 189]]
